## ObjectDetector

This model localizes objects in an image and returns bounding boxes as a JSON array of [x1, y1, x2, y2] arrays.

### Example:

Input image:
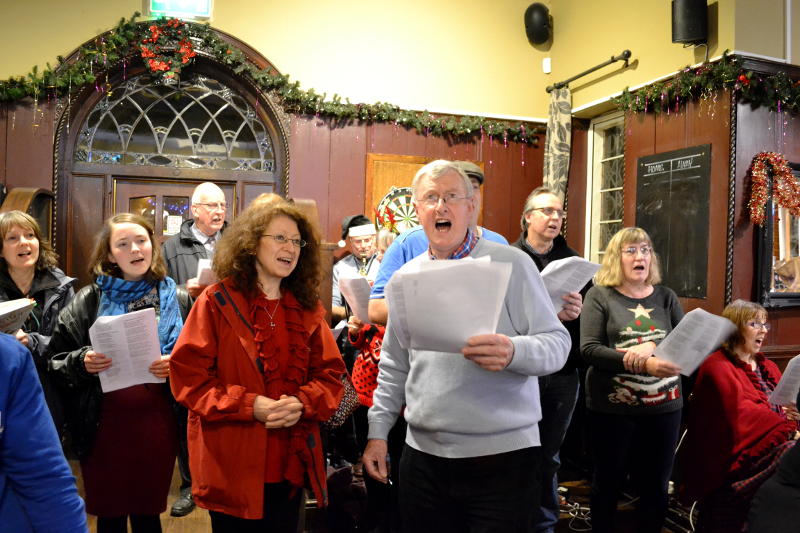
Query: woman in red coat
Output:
[[681, 299, 799, 532], [170, 200, 345, 533]]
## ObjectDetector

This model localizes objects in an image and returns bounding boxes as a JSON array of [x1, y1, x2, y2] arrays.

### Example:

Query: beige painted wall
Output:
[[0, 0, 791, 119], [734, 0, 785, 59]]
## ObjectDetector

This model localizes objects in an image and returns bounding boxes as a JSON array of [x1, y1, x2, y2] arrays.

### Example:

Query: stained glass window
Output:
[[75, 74, 275, 172]]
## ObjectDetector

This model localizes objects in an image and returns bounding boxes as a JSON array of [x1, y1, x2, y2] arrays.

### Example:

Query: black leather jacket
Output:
[[48, 283, 191, 458]]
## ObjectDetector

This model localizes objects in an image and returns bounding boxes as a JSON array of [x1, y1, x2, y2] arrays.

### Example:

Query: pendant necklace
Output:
[[265, 299, 280, 328]]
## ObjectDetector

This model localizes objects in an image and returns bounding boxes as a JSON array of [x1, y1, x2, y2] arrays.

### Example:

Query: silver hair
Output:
[[520, 185, 560, 231], [410, 160, 474, 200], [191, 182, 225, 205]]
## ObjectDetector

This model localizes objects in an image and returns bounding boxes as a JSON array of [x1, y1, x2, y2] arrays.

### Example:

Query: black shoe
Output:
[[170, 487, 195, 517]]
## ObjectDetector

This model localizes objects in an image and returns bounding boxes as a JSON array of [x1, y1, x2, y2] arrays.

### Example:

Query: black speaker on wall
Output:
[[672, 0, 708, 44]]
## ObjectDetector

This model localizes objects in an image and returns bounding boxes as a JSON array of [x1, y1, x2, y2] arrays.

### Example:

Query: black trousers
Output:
[[209, 482, 302, 533], [398, 445, 542, 533], [587, 409, 681, 533]]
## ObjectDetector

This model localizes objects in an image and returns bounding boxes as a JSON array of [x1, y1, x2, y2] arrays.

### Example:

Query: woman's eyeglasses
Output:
[[262, 234, 307, 248], [621, 245, 652, 256], [746, 321, 770, 331]]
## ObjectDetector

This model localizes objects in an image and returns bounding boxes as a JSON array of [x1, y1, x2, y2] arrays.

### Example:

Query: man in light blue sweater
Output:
[[363, 160, 570, 532]]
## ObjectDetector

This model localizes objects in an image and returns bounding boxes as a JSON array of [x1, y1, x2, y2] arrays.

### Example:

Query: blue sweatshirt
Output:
[[368, 238, 570, 458], [0, 334, 87, 533]]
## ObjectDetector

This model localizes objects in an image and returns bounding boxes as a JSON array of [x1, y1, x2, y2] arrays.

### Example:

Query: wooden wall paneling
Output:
[[288, 115, 332, 239], [0, 104, 7, 187], [68, 174, 108, 288], [367, 122, 428, 157], [479, 135, 519, 241], [733, 105, 800, 348], [623, 111, 656, 225], [5, 101, 55, 191], [732, 103, 779, 304], [328, 121, 368, 242], [682, 94, 731, 314], [652, 109, 687, 154], [566, 121, 589, 252]]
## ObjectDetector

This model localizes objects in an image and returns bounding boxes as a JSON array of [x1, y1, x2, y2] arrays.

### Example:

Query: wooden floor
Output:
[[70, 460, 212, 533]]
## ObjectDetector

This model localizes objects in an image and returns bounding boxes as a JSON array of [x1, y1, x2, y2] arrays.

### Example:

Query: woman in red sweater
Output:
[[681, 299, 799, 532]]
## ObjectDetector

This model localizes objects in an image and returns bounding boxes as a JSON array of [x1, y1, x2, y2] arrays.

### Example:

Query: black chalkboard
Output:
[[636, 145, 711, 299]]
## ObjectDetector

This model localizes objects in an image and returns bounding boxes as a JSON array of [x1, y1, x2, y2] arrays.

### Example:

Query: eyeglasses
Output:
[[195, 202, 227, 211], [746, 321, 770, 331], [262, 234, 307, 248], [621, 245, 652, 256], [530, 207, 567, 219], [417, 193, 470, 207]]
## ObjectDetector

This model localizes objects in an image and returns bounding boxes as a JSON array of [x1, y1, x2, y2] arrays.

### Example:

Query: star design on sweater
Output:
[[628, 304, 654, 319]]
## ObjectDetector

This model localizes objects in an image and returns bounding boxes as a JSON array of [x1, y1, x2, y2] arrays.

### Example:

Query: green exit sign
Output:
[[149, 0, 212, 20]]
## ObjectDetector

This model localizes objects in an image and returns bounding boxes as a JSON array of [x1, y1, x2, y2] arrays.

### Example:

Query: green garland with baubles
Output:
[[613, 52, 800, 114], [0, 12, 542, 143]]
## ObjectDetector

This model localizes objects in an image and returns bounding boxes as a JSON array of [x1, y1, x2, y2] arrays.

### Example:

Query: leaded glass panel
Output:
[[75, 74, 275, 172]]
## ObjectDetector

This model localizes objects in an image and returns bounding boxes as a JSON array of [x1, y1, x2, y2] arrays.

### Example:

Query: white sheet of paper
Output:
[[654, 308, 737, 376], [0, 298, 35, 334], [196, 258, 218, 285], [165, 215, 183, 235], [386, 258, 512, 353], [770, 354, 800, 405], [89, 308, 164, 393], [339, 277, 372, 323], [539, 256, 600, 311]]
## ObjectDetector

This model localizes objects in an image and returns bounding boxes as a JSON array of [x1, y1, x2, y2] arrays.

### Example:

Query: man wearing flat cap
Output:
[[368, 161, 508, 325], [332, 214, 380, 325]]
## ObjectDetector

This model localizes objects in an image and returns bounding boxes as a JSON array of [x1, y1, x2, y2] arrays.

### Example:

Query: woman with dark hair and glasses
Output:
[[170, 200, 345, 532], [580, 226, 684, 533], [680, 299, 799, 532]]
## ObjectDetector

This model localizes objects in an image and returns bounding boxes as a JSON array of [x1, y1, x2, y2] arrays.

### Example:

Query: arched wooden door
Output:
[[55, 58, 290, 287]]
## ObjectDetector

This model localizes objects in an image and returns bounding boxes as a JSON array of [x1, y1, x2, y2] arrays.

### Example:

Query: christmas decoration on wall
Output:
[[0, 12, 542, 144], [747, 151, 800, 225], [140, 17, 196, 80], [614, 53, 800, 115]]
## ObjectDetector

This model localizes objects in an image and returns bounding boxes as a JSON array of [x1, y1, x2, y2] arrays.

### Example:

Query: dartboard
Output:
[[375, 186, 418, 234]]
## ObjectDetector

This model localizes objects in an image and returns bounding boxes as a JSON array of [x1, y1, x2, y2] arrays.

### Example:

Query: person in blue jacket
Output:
[[0, 333, 87, 533]]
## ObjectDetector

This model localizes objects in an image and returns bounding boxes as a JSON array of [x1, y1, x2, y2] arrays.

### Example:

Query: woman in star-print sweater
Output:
[[580, 227, 684, 533]]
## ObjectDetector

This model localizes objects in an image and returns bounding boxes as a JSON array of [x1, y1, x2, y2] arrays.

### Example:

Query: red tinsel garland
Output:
[[140, 18, 196, 80], [748, 151, 800, 225]]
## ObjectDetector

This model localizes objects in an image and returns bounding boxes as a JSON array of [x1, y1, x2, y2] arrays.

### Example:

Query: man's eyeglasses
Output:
[[195, 202, 227, 211], [530, 207, 567, 219], [418, 193, 470, 207], [746, 321, 770, 331], [621, 245, 652, 256], [262, 234, 307, 248]]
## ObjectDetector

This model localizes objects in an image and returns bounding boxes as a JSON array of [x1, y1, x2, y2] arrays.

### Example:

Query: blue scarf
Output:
[[96, 275, 183, 354]]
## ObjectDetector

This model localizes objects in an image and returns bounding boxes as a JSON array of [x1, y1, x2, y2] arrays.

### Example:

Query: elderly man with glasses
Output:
[[363, 160, 570, 532], [512, 186, 587, 533], [161, 180, 228, 517]]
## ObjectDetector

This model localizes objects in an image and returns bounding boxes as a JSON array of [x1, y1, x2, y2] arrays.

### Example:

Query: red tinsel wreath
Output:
[[140, 18, 196, 80], [748, 151, 800, 225]]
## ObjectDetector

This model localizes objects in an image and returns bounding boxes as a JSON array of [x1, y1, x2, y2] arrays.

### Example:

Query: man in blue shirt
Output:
[[368, 160, 508, 325]]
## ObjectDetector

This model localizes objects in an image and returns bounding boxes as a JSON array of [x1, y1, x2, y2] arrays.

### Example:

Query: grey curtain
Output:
[[542, 87, 572, 199]]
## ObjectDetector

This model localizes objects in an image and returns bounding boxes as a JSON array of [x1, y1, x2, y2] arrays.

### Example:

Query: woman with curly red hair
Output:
[[170, 200, 345, 532]]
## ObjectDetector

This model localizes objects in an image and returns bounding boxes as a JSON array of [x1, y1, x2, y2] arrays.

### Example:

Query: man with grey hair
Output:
[[161, 181, 228, 517], [367, 160, 507, 326], [512, 185, 585, 533], [363, 160, 570, 532]]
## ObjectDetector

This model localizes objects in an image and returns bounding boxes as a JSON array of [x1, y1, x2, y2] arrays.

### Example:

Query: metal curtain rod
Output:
[[545, 50, 632, 93]]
